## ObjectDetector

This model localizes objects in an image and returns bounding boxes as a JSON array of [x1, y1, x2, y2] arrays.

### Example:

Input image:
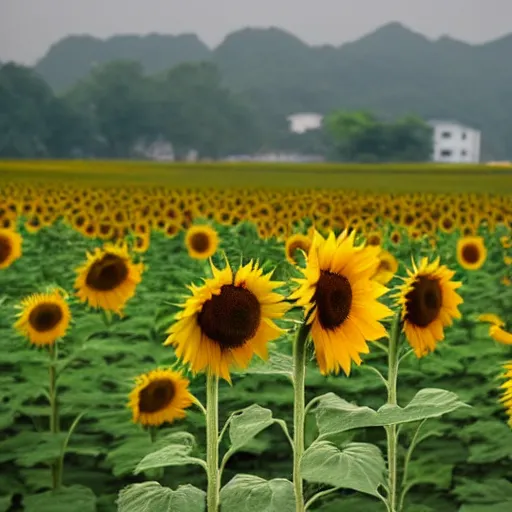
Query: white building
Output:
[[287, 113, 324, 134], [429, 120, 481, 163]]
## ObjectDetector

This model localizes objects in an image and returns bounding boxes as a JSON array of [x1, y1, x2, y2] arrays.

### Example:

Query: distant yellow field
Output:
[[1, 160, 511, 194]]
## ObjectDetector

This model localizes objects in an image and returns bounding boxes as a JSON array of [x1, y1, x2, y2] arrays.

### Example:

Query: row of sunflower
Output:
[[3, 216, 512, 512], [0, 181, 510, 246]]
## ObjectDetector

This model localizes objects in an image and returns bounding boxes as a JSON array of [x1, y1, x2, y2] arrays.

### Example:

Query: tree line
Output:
[[0, 60, 433, 162]]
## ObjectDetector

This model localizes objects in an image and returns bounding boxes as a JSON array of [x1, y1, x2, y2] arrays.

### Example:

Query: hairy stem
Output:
[[386, 313, 402, 512], [206, 373, 220, 512], [293, 323, 310, 512], [49, 342, 60, 490]]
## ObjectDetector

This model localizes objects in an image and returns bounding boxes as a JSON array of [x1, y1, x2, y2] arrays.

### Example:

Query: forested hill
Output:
[[26, 22, 512, 159]]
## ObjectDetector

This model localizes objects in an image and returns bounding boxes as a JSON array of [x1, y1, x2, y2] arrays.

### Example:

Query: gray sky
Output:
[[1, 0, 512, 64]]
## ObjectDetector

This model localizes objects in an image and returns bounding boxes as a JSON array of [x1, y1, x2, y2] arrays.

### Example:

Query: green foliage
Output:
[[324, 110, 433, 162], [1, 221, 511, 511]]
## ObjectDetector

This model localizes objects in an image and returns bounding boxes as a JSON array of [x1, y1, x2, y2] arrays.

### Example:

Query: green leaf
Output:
[[459, 505, 512, 512], [239, 349, 293, 378], [453, 478, 512, 504], [228, 404, 285, 452], [117, 482, 205, 512], [315, 389, 468, 438], [134, 440, 206, 474], [0, 495, 11, 512], [107, 431, 196, 477], [23, 485, 96, 512], [0, 431, 66, 466], [220, 475, 295, 512], [301, 441, 386, 497]]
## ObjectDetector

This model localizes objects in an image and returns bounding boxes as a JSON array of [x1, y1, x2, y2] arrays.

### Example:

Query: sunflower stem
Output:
[[49, 342, 61, 490], [385, 312, 402, 512], [293, 322, 310, 512], [206, 372, 220, 512]]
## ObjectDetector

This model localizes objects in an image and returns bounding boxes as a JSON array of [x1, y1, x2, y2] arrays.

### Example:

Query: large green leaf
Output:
[[134, 438, 206, 474], [453, 478, 512, 504], [228, 404, 287, 452], [107, 431, 197, 477], [316, 389, 468, 438], [239, 349, 293, 379], [220, 475, 295, 512], [117, 482, 205, 512], [0, 495, 11, 512], [301, 441, 386, 497], [23, 485, 96, 512], [459, 505, 512, 512], [0, 431, 66, 466]]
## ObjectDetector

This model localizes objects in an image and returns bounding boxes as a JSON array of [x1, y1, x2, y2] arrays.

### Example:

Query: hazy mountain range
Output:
[[24, 23, 512, 158]]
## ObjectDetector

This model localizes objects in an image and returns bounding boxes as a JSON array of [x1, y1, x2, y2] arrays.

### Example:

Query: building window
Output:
[[461, 132, 467, 140], [440, 149, 452, 157], [441, 131, 452, 138], [461, 150, 467, 156]]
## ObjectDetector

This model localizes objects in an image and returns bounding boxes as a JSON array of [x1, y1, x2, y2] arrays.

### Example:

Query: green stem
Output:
[[398, 419, 426, 511], [386, 313, 401, 512], [49, 342, 60, 490], [293, 323, 310, 512], [206, 373, 219, 512]]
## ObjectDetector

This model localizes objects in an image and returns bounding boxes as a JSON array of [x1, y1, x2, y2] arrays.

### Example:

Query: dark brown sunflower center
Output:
[[190, 232, 210, 253], [198, 285, 261, 349], [0, 235, 12, 263], [138, 379, 175, 413], [404, 276, 442, 327], [461, 243, 480, 264], [85, 254, 129, 291], [28, 304, 63, 332], [314, 271, 353, 330]]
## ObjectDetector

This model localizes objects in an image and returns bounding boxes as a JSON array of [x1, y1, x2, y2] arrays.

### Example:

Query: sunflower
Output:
[[372, 250, 399, 285], [0, 229, 22, 269], [14, 290, 71, 346], [290, 230, 392, 376], [128, 369, 195, 426], [164, 259, 288, 382], [366, 230, 382, 247], [500, 363, 512, 427], [75, 243, 143, 314], [456, 236, 487, 270], [285, 233, 311, 265], [500, 236, 512, 249], [133, 233, 150, 254], [396, 257, 463, 358], [389, 230, 402, 246], [185, 225, 219, 260], [489, 325, 512, 345]]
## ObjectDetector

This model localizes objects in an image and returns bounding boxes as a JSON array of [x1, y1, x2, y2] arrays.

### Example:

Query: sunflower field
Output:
[[1, 161, 512, 512]]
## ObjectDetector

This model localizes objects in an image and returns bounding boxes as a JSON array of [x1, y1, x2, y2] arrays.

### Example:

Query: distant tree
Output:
[[324, 110, 432, 162], [385, 115, 433, 162], [0, 63, 53, 157], [65, 61, 157, 157], [154, 62, 262, 158]]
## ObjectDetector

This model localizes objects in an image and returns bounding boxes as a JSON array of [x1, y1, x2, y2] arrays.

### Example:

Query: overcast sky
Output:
[[1, 0, 511, 64]]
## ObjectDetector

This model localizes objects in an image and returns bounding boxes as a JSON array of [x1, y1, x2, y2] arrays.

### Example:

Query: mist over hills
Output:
[[26, 23, 512, 158]]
